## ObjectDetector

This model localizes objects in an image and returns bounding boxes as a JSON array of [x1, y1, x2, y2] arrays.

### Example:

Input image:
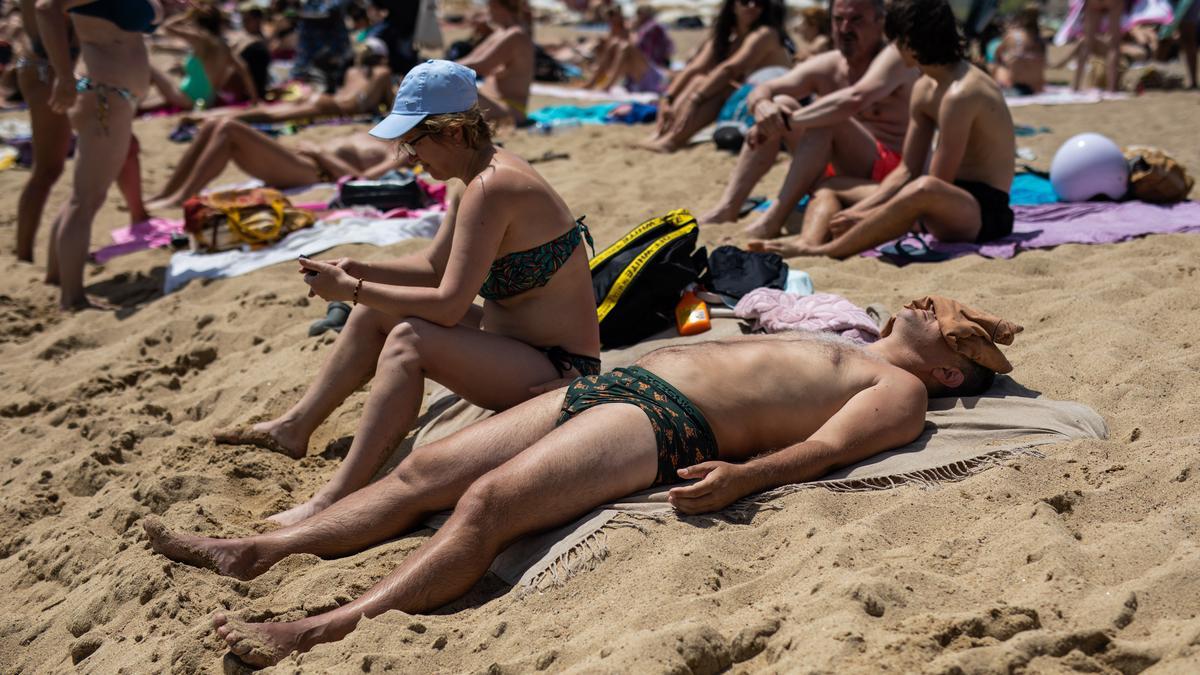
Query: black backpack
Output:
[[590, 210, 708, 348]]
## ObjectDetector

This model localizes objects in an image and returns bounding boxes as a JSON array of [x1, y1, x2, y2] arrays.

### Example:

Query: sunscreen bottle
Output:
[[675, 288, 711, 336]]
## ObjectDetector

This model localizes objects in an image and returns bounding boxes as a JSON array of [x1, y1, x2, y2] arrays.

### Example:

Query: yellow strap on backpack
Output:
[[595, 210, 697, 323]]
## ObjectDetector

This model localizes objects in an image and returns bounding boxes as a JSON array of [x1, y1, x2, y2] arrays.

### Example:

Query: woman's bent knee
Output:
[[381, 318, 438, 363]]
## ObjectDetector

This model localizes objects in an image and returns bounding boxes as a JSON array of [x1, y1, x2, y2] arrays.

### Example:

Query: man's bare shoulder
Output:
[[804, 50, 847, 75]]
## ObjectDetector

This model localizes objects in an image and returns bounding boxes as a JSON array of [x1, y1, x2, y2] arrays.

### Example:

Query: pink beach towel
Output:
[[734, 291, 880, 343]]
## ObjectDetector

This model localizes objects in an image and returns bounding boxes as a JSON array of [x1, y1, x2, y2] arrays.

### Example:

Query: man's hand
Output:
[[828, 209, 866, 237], [298, 257, 355, 301], [667, 461, 755, 514], [49, 76, 76, 114]]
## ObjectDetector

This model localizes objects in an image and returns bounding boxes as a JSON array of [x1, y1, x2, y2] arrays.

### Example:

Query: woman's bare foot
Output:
[[145, 196, 181, 212], [143, 518, 274, 580], [213, 613, 311, 667], [267, 496, 333, 527], [214, 419, 308, 459]]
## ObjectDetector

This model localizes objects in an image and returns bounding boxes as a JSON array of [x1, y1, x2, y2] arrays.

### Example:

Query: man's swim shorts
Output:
[[556, 366, 719, 485]]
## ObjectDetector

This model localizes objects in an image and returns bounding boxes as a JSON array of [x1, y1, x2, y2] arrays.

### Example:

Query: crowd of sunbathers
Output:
[[1, 0, 1192, 666]]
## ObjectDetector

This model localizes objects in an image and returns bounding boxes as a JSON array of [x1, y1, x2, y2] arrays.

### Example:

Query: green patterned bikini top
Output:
[[479, 217, 593, 301]]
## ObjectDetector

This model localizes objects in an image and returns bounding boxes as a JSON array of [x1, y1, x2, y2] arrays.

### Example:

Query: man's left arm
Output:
[[668, 377, 927, 514]]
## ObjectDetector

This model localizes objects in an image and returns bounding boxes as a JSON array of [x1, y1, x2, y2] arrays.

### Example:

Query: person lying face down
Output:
[[145, 296, 1021, 667]]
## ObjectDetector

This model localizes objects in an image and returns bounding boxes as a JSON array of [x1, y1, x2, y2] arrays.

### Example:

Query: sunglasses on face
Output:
[[736, 0, 761, 7], [397, 131, 430, 157]]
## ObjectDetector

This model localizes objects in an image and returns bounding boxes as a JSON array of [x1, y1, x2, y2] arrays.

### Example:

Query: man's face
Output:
[[831, 0, 882, 58], [893, 305, 948, 354]]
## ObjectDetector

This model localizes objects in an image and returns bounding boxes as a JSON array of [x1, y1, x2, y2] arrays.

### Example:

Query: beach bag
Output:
[[183, 188, 315, 253], [1124, 146, 1194, 203], [331, 171, 428, 211], [590, 209, 708, 348]]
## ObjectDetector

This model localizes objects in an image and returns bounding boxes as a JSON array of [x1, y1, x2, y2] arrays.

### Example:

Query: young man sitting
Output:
[[146, 296, 1021, 667], [749, 0, 1016, 259]]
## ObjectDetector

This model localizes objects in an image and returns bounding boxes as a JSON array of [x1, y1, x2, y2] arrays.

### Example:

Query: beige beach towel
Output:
[[415, 319, 1107, 589]]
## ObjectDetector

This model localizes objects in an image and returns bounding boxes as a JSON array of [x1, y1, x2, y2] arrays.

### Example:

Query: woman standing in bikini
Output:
[[36, 0, 160, 310], [639, 0, 793, 153], [216, 61, 601, 526], [15, 0, 148, 264]]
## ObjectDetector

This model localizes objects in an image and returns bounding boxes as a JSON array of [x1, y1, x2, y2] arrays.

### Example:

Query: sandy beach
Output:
[[2, 22, 1200, 673]]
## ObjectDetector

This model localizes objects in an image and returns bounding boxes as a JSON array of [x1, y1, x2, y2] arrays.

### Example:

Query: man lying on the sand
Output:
[[749, 0, 1016, 258], [456, 0, 534, 125], [146, 296, 1021, 667], [146, 119, 400, 209], [698, 0, 918, 240]]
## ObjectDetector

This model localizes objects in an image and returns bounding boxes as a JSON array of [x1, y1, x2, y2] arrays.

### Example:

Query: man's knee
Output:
[[454, 474, 512, 535], [772, 94, 801, 112], [905, 175, 946, 200]]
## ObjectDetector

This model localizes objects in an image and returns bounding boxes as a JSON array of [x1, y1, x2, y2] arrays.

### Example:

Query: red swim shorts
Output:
[[823, 140, 903, 182]]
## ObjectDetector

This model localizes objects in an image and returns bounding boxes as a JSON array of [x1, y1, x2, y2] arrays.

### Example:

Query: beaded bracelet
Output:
[[352, 277, 363, 306]]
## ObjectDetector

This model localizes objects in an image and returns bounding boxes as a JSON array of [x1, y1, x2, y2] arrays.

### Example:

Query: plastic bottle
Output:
[[675, 288, 711, 336]]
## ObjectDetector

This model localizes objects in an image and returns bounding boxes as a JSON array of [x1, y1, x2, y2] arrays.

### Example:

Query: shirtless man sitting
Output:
[[749, 0, 1016, 259], [146, 295, 1021, 667], [457, 0, 534, 125], [699, 0, 918, 241]]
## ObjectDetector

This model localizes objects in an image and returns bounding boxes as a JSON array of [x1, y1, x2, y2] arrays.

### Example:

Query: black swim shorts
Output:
[[556, 366, 719, 485], [955, 179, 1015, 243]]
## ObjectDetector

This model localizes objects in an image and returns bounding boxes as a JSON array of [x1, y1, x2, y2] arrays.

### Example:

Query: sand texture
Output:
[[2, 33, 1200, 672]]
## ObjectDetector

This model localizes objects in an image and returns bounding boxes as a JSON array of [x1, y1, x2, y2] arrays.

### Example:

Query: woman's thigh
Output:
[[68, 92, 135, 202], [405, 321, 566, 412]]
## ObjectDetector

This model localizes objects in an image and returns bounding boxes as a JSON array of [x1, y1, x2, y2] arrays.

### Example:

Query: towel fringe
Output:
[[517, 445, 1042, 591]]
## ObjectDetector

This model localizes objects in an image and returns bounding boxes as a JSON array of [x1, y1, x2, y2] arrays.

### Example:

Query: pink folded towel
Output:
[[734, 290, 880, 343]]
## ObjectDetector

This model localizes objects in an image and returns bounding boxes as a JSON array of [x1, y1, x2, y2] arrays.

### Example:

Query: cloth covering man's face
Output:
[[831, 0, 882, 59]]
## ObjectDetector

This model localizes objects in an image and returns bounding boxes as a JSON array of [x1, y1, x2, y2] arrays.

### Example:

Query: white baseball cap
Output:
[[369, 60, 478, 140]]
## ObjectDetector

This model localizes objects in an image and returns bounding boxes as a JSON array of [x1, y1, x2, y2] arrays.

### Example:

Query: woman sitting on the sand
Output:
[[992, 3, 1047, 94], [148, 3, 260, 110], [215, 60, 601, 526], [580, 5, 673, 93], [145, 118, 401, 210], [190, 37, 392, 124], [640, 0, 792, 153]]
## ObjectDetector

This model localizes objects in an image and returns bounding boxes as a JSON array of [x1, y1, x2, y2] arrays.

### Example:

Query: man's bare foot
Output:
[[698, 203, 741, 225], [214, 420, 307, 459], [742, 214, 785, 240], [267, 496, 332, 527], [213, 613, 310, 667], [747, 237, 819, 257], [144, 518, 273, 580]]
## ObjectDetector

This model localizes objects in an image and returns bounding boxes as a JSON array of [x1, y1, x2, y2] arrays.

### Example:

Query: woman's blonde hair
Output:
[[412, 104, 494, 150]]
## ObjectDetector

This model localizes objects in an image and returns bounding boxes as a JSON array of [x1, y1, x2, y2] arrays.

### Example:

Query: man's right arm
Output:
[[788, 45, 918, 131], [744, 52, 833, 115]]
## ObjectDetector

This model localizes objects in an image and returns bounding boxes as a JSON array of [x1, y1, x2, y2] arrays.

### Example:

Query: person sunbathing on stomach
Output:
[[749, 0, 1016, 258], [146, 296, 1021, 667]]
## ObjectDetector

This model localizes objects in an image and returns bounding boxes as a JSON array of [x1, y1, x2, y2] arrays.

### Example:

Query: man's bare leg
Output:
[[742, 116, 879, 239], [15, 66, 71, 262], [817, 176, 981, 258], [266, 317, 563, 525], [148, 390, 567, 580], [1182, 16, 1198, 89], [699, 96, 805, 224], [214, 304, 399, 458], [54, 92, 136, 310], [748, 178, 876, 255], [1103, 3, 1123, 91], [209, 404, 659, 667]]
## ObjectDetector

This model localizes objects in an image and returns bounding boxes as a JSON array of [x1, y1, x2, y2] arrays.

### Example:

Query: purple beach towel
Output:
[[866, 201, 1200, 265]]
